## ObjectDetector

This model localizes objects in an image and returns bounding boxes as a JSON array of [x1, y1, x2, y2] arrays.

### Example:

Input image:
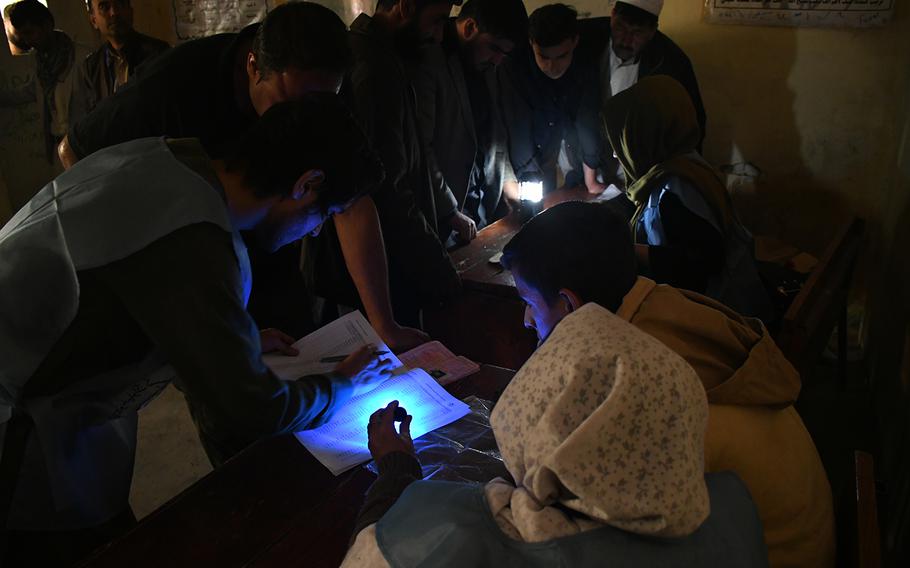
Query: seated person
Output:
[[0, 97, 389, 565], [603, 75, 773, 319], [341, 298, 767, 567], [498, 3, 603, 195], [500, 201, 836, 568]]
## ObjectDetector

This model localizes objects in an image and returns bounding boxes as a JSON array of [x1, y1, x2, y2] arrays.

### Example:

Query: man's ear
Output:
[[246, 52, 260, 82], [291, 169, 326, 200], [558, 288, 584, 313], [462, 17, 478, 40], [570, 34, 580, 50], [400, 0, 416, 21]]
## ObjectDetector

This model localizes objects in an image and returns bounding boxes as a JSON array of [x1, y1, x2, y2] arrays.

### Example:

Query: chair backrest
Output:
[[776, 217, 865, 375], [837, 451, 882, 568]]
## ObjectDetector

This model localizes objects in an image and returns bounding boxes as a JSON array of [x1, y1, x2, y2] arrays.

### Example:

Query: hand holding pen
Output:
[[331, 344, 393, 398]]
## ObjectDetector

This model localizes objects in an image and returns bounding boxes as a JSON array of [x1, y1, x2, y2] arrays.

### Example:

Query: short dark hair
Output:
[[501, 201, 637, 312], [5, 0, 54, 29], [251, 2, 352, 76], [528, 3, 577, 48], [228, 94, 384, 208], [614, 1, 659, 28], [375, 0, 460, 13], [84, 0, 131, 13], [456, 0, 528, 45]]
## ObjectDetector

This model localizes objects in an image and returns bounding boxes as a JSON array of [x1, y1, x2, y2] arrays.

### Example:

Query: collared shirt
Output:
[[103, 43, 130, 93], [602, 38, 640, 100]]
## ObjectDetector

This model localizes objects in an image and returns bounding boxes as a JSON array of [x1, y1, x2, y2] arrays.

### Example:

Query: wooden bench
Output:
[[837, 451, 881, 568], [775, 217, 865, 383]]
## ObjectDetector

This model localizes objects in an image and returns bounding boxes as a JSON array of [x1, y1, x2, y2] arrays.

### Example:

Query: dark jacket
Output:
[[497, 43, 598, 193], [69, 31, 170, 126], [318, 14, 459, 318], [412, 21, 512, 229], [575, 17, 707, 165]]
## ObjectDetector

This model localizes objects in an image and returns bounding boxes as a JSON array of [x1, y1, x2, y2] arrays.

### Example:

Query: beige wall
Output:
[[4, 0, 909, 249]]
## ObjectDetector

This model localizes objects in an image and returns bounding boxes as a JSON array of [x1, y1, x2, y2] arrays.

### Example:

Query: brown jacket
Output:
[[617, 277, 835, 568]]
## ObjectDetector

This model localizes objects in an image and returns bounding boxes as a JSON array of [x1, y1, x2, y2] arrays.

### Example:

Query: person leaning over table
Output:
[[411, 0, 528, 245], [497, 3, 603, 196], [0, 97, 392, 567], [341, 291, 768, 566], [499, 201, 835, 568], [325, 0, 463, 328], [57, 1, 433, 352], [604, 75, 774, 320]]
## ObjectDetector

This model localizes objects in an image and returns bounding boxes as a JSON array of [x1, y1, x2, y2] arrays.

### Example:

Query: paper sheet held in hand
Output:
[[263, 311, 404, 380], [295, 368, 469, 475], [263, 311, 470, 475]]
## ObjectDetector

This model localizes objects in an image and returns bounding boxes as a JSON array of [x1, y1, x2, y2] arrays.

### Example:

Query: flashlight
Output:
[[518, 181, 543, 203], [518, 179, 544, 220]]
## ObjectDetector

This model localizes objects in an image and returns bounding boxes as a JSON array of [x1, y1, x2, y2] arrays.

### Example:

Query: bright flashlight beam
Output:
[[519, 181, 543, 203]]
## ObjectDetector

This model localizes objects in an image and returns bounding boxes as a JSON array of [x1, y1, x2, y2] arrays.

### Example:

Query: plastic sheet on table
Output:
[[367, 396, 511, 484]]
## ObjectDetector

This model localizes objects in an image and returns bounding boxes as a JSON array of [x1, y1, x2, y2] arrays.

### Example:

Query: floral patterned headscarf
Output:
[[490, 302, 709, 540]]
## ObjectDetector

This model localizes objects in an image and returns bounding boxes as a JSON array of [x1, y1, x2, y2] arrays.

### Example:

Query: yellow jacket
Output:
[[617, 277, 836, 568]]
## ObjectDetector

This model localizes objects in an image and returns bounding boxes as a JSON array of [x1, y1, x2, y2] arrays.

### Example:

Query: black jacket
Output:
[[306, 14, 459, 320], [412, 21, 512, 229], [497, 43, 598, 193]]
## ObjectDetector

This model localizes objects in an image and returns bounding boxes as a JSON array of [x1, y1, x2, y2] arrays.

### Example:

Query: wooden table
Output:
[[424, 187, 595, 369], [82, 365, 516, 568]]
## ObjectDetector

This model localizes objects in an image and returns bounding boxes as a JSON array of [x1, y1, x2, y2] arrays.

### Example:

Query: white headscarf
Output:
[[489, 302, 709, 541]]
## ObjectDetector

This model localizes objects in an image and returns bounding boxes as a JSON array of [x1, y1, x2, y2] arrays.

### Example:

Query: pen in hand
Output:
[[320, 350, 389, 364]]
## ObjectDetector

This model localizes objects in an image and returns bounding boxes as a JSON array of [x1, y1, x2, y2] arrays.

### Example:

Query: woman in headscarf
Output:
[[603, 75, 773, 320], [340, 303, 768, 567]]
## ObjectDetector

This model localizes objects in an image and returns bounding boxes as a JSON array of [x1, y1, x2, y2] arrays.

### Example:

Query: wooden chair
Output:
[[775, 217, 865, 383], [837, 451, 882, 568]]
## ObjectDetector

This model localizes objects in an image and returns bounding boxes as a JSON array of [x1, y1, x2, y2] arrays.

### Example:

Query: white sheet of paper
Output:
[[262, 311, 403, 380], [295, 368, 470, 475]]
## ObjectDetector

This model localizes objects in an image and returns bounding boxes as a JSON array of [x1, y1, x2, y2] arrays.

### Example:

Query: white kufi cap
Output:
[[616, 0, 663, 17]]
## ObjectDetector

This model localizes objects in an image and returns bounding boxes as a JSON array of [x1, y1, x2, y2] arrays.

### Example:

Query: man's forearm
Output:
[[334, 196, 397, 334], [57, 135, 79, 169]]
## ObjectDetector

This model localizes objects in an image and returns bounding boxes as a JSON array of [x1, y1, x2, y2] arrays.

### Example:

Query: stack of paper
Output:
[[263, 311, 473, 475]]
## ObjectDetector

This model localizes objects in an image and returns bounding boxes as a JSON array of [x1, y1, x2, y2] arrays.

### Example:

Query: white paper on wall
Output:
[[172, 0, 271, 41], [703, 0, 894, 28]]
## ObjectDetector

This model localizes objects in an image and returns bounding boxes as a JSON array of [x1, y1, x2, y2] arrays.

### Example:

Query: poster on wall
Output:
[[172, 0, 272, 41], [703, 0, 895, 28]]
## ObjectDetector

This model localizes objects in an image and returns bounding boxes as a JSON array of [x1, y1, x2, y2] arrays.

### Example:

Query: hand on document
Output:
[[258, 328, 300, 356], [333, 344, 394, 398], [367, 400, 415, 462], [378, 323, 430, 353]]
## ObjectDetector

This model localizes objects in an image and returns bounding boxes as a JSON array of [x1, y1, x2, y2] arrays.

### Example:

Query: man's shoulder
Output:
[[133, 31, 171, 55], [81, 43, 105, 69], [73, 41, 94, 61], [127, 32, 230, 84], [647, 29, 694, 67]]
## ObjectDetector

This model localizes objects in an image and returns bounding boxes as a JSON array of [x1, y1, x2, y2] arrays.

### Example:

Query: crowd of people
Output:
[[0, 1, 834, 566]]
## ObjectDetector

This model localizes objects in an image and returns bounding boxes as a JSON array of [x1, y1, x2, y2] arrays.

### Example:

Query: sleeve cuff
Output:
[[376, 451, 421, 478]]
